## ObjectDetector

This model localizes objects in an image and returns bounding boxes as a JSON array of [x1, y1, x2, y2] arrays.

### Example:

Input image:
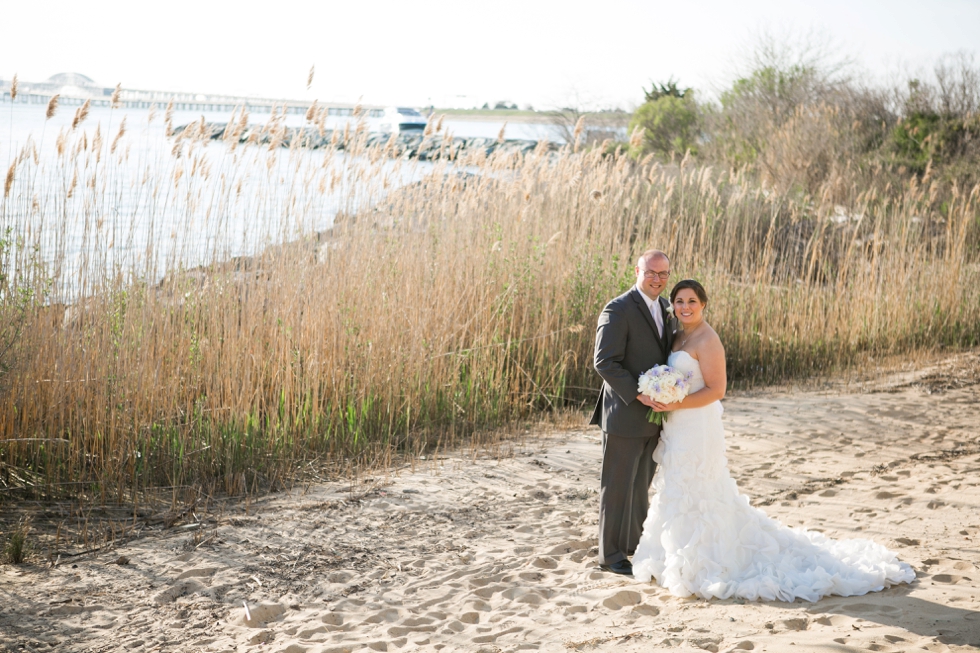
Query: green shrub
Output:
[[628, 95, 700, 158], [889, 110, 980, 173]]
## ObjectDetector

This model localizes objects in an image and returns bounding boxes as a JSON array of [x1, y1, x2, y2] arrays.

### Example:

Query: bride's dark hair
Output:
[[670, 279, 708, 305]]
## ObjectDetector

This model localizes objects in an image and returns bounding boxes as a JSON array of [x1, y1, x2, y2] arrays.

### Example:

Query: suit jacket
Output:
[[590, 287, 676, 438]]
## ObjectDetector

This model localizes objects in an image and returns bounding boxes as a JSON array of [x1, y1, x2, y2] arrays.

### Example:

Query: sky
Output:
[[1, 0, 977, 110]]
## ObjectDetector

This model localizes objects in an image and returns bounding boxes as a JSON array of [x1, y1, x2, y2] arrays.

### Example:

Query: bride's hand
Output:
[[636, 394, 658, 408], [650, 400, 679, 412]]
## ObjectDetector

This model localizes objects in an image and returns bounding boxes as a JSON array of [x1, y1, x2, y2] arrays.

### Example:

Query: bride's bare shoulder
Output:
[[704, 322, 722, 343], [693, 324, 724, 357]]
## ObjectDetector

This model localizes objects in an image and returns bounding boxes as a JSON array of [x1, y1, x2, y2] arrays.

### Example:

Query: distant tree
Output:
[[704, 30, 856, 170], [889, 60, 980, 174], [643, 77, 689, 103], [629, 93, 700, 158]]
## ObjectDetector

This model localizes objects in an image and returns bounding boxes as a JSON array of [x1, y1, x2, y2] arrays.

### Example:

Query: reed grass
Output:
[[3, 517, 31, 563], [0, 104, 978, 504]]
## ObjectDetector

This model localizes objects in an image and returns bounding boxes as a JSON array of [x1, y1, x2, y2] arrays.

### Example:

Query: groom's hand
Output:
[[636, 394, 657, 408]]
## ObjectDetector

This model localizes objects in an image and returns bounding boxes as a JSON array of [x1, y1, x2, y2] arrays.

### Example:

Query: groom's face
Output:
[[636, 255, 670, 298]]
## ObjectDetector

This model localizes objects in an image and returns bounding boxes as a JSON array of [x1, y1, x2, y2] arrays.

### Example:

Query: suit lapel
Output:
[[659, 296, 673, 351], [630, 288, 665, 356]]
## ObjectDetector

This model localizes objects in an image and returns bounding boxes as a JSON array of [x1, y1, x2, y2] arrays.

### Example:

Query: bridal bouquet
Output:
[[637, 365, 692, 425]]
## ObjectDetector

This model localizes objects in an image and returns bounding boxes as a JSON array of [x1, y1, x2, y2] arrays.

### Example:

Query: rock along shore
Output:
[[171, 122, 561, 160]]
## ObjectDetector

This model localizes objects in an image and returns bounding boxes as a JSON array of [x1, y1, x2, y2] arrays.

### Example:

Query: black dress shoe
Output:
[[599, 559, 633, 575]]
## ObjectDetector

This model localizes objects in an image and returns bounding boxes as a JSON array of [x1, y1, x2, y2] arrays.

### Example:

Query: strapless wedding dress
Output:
[[631, 350, 914, 602]]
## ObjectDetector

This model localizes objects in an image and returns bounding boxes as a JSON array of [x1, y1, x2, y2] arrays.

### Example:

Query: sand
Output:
[[2, 353, 979, 653]]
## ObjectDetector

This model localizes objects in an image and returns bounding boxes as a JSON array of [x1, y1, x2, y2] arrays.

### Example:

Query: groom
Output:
[[590, 249, 675, 575]]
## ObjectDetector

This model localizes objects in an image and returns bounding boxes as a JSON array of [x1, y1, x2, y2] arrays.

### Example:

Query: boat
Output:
[[378, 107, 427, 134]]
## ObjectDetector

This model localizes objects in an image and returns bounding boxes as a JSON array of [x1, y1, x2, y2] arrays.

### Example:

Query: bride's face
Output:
[[672, 289, 705, 326]]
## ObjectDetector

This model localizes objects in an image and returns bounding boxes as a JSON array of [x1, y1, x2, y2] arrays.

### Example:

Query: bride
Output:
[[630, 279, 915, 602]]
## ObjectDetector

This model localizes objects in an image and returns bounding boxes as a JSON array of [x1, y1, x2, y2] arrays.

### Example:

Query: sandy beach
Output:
[[2, 352, 978, 653]]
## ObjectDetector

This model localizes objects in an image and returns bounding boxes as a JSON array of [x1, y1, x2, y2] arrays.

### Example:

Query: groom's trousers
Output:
[[598, 432, 658, 565]]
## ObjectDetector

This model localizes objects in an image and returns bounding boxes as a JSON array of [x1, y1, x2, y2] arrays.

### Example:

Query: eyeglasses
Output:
[[640, 269, 671, 281]]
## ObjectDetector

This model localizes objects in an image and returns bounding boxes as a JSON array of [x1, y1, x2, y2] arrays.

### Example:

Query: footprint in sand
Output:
[[876, 491, 903, 499], [387, 616, 437, 638], [569, 549, 592, 563], [152, 579, 204, 605], [472, 585, 506, 599], [601, 590, 642, 610], [241, 602, 286, 627], [547, 540, 592, 556], [320, 612, 345, 628], [175, 567, 219, 579], [502, 587, 548, 605], [864, 644, 899, 652], [932, 574, 969, 584], [326, 571, 353, 583], [296, 625, 329, 639], [780, 618, 808, 631], [812, 615, 851, 627], [840, 602, 902, 616], [362, 608, 401, 624], [278, 645, 308, 653]]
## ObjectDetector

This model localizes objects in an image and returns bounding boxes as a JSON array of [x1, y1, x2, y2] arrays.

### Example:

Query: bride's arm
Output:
[[652, 335, 727, 411]]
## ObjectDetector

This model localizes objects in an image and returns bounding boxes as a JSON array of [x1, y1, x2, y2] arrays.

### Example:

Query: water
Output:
[[0, 103, 563, 158], [1, 103, 559, 299]]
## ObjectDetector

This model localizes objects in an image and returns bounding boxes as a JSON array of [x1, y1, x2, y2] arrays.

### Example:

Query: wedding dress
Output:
[[631, 350, 915, 602]]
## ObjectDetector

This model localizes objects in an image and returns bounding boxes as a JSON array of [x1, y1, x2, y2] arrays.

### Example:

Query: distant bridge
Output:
[[0, 72, 381, 116]]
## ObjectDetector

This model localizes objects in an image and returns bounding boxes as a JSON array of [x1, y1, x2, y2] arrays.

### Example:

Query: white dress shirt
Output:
[[636, 286, 663, 338]]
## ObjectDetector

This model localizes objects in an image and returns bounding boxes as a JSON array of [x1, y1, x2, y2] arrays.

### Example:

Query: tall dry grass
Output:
[[1, 104, 978, 504]]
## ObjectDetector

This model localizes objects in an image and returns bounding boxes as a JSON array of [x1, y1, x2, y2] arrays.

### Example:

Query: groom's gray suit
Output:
[[590, 286, 675, 566]]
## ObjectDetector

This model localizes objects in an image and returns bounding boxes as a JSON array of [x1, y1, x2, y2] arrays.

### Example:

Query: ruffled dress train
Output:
[[631, 351, 914, 602]]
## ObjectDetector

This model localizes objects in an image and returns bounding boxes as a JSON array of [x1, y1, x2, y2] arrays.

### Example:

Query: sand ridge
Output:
[[1, 363, 979, 652]]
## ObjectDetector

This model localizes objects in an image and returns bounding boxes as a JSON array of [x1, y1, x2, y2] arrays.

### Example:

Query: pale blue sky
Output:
[[2, 0, 977, 108]]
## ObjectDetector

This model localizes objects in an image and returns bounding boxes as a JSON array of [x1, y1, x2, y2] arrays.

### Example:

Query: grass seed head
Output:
[[46, 94, 60, 120], [629, 125, 645, 150], [3, 161, 14, 198], [572, 116, 586, 152], [111, 116, 127, 153], [71, 99, 91, 130]]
